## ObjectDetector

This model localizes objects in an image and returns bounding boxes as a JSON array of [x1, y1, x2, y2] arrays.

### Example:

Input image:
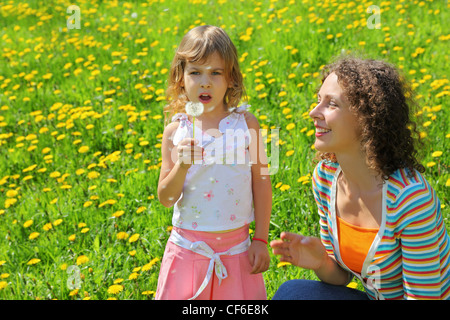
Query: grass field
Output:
[[0, 0, 448, 300]]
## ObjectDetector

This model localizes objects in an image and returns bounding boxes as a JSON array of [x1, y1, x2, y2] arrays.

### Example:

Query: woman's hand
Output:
[[248, 240, 270, 274], [270, 232, 328, 271]]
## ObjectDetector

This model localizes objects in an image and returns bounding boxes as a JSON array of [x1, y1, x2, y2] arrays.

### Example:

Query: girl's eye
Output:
[[190, 71, 200, 75]]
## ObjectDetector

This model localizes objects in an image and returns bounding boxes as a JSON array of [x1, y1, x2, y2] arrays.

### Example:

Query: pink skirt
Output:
[[155, 225, 267, 300]]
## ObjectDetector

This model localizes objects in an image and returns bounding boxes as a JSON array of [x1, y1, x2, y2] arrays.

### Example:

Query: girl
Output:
[[271, 57, 450, 300], [156, 25, 271, 300]]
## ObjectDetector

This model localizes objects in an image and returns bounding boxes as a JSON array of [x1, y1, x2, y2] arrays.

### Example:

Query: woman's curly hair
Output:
[[318, 56, 425, 180]]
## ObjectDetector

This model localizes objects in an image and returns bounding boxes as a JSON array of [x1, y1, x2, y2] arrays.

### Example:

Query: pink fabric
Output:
[[155, 225, 267, 300]]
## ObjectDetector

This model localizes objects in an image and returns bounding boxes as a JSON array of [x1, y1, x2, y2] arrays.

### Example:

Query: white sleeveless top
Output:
[[171, 106, 254, 232]]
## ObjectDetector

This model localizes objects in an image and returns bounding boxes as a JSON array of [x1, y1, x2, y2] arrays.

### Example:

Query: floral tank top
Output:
[[170, 106, 254, 232]]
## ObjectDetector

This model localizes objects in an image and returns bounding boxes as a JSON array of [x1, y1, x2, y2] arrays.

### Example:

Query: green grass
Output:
[[0, 0, 448, 299]]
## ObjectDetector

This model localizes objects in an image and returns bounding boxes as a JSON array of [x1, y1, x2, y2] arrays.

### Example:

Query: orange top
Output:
[[336, 216, 379, 274]]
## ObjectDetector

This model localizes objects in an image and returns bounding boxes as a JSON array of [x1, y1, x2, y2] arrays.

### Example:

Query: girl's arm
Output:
[[246, 112, 272, 273], [157, 122, 202, 208]]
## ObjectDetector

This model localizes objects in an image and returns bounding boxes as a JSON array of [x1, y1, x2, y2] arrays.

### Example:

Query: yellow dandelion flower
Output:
[[78, 146, 89, 153], [69, 289, 79, 296], [5, 198, 17, 208], [128, 272, 139, 280], [142, 257, 160, 271], [6, 189, 18, 197], [142, 290, 155, 296], [27, 258, 41, 265], [117, 232, 129, 240], [99, 199, 117, 207], [286, 123, 295, 130], [107, 284, 123, 295], [76, 255, 89, 265], [128, 250, 136, 256], [112, 210, 125, 218], [347, 282, 358, 289], [446, 178, 450, 187], [277, 262, 291, 268], [29, 232, 40, 240], [255, 84, 265, 91], [431, 151, 442, 157], [43, 223, 52, 231], [136, 206, 146, 214], [68, 234, 76, 241], [0, 281, 7, 290], [129, 233, 140, 243], [285, 150, 295, 157], [23, 220, 33, 228], [49, 171, 61, 178], [87, 171, 100, 179], [297, 175, 310, 183], [83, 201, 93, 208]]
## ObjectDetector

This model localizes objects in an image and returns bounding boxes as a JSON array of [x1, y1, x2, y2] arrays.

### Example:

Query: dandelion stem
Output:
[[192, 117, 196, 164], [193, 117, 195, 141]]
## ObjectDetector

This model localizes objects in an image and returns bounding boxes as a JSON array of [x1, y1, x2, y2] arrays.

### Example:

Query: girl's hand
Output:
[[248, 240, 270, 274], [176, 138, 204, 169], [270, 232, 328, 271]]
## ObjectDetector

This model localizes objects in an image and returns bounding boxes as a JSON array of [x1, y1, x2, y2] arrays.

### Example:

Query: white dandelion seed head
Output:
[[185, 101, 204, 117]]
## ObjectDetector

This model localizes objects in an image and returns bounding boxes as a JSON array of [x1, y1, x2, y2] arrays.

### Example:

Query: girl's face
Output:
[[183, 51, 230, 113], [309, 72, 361, 156]]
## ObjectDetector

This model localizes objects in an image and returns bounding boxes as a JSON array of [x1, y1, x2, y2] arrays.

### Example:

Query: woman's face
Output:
[[309, 72, 362, 156], [183, 51, 229, 113]]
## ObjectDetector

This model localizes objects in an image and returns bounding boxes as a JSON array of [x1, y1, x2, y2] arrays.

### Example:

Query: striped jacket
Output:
[[312, 160, 450, 300]]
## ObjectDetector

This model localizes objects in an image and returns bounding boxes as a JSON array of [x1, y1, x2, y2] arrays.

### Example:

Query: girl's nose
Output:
[[200, 75, 211, 88]]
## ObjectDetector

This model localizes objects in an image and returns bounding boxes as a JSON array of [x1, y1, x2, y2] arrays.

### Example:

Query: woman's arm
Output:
[[271, 232, 351, 285], [397, 177, 448, 299]]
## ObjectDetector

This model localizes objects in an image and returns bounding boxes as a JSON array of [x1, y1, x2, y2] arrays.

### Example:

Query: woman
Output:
[[270, 57, 450, 300]]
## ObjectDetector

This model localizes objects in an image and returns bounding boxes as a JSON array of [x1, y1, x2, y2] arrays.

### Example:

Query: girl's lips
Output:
[[199, 93, 212, 104]]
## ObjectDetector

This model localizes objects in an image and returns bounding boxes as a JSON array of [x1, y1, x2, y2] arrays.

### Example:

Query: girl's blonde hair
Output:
[[164, 25, 246, 124]]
